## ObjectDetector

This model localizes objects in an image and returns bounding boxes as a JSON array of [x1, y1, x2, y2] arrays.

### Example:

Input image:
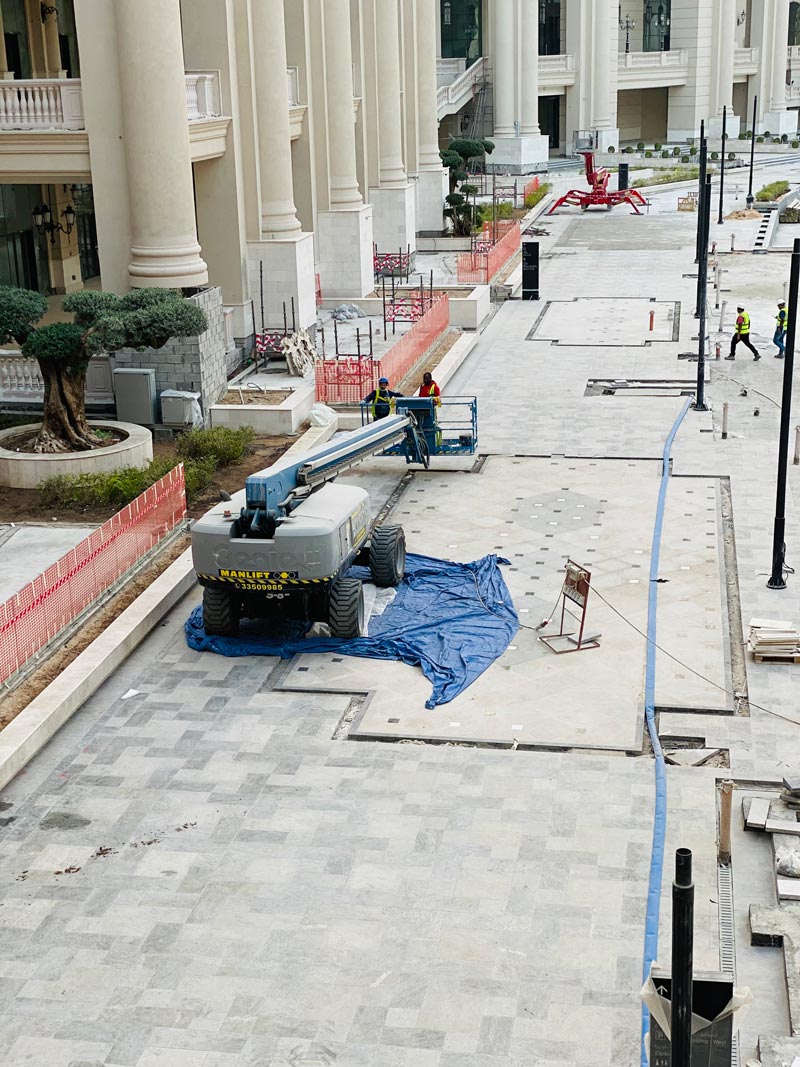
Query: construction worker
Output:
[[774, 301, 788, 358], [725, 305, 760, 361], [364, 376, 402, 420], [419, 371, 441, 407]]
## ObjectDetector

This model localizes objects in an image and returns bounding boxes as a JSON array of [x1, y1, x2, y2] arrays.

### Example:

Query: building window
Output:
[[440, 0, 482, 61], [539, 0, 561, 56], [791, 2, 800, 45], [643, 0, 671, 51]]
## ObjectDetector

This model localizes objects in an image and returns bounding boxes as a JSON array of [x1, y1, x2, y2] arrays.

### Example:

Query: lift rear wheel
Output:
[[202, 587, 240, 636], [329, 577, 364, 638], [369, 524, 406, 587]]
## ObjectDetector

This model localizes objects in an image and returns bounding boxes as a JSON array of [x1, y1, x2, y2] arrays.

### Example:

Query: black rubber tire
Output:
[[203, 587, 239, 636], [369, 525, 406, 587], [329, 577, 364, 638]]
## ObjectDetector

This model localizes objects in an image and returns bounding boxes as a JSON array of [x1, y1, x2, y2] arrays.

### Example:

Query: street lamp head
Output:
[[32, 205, 44, 229], [62, 204, 76, 231], [41, 203, 51, 225]]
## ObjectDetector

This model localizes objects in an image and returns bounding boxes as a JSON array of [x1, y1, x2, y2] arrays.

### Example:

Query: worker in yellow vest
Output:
[[774, 301, 788, 358], [726, 305, 760, 361]]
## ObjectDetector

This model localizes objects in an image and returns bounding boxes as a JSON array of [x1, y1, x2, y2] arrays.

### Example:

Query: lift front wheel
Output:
[[203, 587, 240, 636], [329, 577, 365, 638], [369, 525, 406, 587]]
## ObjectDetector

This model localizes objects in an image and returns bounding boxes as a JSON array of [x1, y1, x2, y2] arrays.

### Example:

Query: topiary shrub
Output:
[[782, 133, 789, 143], [793, 140, 800, 149], [764, 130, 772, 137], [681, 154, 690, 163], [661, 149, 670, 158], [756, 136, 764, 143], [0, 287, 207, 454], [710, 151, 719, 160], [728, 152, 736, 161], [645, 150, 652, 158], [607, 145, 616, 152], [673, 146, 681, 156], [637, 141, 645, 151], [654, 142, 663, 150], [745, 130, 753, 139], [689, 145, 698, 155]]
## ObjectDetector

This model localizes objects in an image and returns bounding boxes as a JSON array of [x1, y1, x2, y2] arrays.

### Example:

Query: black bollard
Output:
[[671, 849, 694, 1067]]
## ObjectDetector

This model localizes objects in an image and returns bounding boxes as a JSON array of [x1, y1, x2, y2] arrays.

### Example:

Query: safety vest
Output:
[[776, 308, 788, 329], [421, 383, 440, 405], [372, 389, 393, 416], [737, 312, 750, 335]]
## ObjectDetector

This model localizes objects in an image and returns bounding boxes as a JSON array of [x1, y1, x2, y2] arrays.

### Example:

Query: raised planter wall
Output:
[[0, 422, 153, 489], [209, 381, 315, 434]]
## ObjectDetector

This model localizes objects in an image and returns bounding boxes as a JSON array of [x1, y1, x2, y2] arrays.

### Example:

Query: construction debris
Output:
[[748, 617, 800, 662], [281, 329, 318, 377], [726, 208, 761, 220], [331, 303, 366, 322]]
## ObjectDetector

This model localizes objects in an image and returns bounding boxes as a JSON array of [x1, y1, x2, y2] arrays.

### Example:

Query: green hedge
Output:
[[523, 182, 552, 209], [176, 425, 255, 467], [755, 180, 790, 202], [39, 425, 257, 511]]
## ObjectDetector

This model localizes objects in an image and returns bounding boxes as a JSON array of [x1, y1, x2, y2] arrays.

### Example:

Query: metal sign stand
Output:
[[539, 560, 601, 654]]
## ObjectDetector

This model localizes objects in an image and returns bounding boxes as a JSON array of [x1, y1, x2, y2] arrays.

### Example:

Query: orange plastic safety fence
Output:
[[0, 465, 186, 686], [315, 296, 450, 403]]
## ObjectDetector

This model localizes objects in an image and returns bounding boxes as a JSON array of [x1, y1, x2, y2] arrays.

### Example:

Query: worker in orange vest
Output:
[[418, 372, 441, 407]]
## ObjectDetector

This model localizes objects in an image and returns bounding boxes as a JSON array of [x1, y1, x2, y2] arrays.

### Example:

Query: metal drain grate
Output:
[[717, 862, 739, 1067]]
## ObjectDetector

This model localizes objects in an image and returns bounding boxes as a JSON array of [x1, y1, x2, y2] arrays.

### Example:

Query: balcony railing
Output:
[[287, 66, 300, 106], [437, 57, 486, 118], [790, 45, 800, 61], [618, 49, 688, 70], [0, 72, 222, 131], [184, 71, 221, 121], [539, 54, 576, 75], [733, 46, 759, 71], [0, 78, 84, 130], [437, 58, 467, 87]]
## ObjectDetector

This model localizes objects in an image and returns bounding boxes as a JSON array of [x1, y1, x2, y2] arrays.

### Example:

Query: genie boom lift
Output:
[[192, 412, 437, 640]]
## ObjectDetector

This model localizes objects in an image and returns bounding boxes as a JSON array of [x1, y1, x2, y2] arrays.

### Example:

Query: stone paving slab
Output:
[[0, 524, 97, 602]]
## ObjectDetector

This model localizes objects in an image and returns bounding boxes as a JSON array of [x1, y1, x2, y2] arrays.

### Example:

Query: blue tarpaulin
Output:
[[185, 553, 518, 708]]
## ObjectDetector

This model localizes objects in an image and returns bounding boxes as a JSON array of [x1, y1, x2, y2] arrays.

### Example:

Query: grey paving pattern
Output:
[[5, 157, 800, 1066]]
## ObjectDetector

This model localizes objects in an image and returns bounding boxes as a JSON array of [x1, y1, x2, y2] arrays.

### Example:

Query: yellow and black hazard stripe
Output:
[[197, 573, 334, 586]]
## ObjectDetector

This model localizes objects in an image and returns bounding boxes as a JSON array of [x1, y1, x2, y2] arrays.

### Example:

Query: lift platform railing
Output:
[[360, 396, 478, 458]]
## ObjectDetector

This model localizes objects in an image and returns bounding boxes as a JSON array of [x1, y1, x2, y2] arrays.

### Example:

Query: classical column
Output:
[[42, 4, 64, 77], [251, 0, 301, 235], [772, 0, 790, 112], [375, 0, 407, 186], [520, 0, 540, 134], [323, 0, 362, 207], [591, 0, 612, 129], [114, 0, 207, 288], [716, 0, 736, 113], [493, 0, 516, 136], [417, 0, 441, 170]]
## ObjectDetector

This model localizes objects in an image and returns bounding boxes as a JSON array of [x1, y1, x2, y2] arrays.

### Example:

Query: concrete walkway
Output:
[[2, 157, 800, 1066]]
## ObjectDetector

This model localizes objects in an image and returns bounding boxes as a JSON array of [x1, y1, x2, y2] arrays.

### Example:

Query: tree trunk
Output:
[[34, 361, 103, 454]]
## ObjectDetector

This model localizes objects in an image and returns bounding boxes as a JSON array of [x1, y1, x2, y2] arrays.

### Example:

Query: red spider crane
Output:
[[547, 151, 648, 215]]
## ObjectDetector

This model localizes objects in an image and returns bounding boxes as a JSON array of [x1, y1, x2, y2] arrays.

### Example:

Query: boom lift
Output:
[[192, 413, 431, 640]]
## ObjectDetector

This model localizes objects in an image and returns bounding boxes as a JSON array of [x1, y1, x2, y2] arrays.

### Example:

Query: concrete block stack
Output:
[[747, 617, 800, 662]]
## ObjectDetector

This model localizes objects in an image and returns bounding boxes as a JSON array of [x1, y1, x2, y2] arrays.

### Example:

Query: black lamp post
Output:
[[718, 105, 726, 224], [32, 201, 76, 245], [619, 13, 636, 53], [746, 94, 758, 208], [767, 237, 800, 589]]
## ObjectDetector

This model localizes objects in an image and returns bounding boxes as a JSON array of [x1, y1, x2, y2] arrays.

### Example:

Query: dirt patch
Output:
[[726, 208, 761, 220], [400, 330, 463, 393], [218, 389, 291, 406], [0, 431, 295, 525], [0, 533, 190, 731]]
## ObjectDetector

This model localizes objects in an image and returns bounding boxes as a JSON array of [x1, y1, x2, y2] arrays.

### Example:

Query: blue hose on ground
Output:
[[640, 396, 693, 1067]]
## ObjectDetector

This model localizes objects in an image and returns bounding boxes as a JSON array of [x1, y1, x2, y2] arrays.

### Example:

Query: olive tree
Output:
[[0, 287, 207, 454]]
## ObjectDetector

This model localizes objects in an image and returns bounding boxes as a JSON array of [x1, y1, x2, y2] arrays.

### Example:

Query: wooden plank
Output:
[[745, 797, 771, 830]]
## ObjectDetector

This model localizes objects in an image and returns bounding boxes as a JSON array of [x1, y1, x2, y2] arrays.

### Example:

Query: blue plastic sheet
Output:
[[185, 553, 518, 708]]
